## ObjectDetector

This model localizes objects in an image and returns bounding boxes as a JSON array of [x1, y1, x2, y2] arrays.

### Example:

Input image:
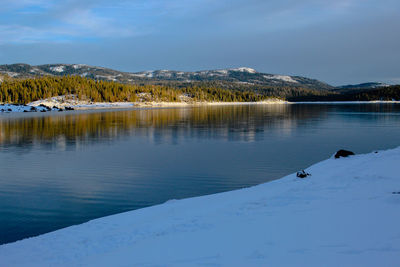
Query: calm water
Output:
[[0, 104, 400, 244]]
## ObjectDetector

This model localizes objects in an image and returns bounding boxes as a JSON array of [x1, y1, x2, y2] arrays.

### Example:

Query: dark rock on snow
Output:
[[297, 170, 311, 178], [39, 104, 51, 111], [334, 149, 355, 158]]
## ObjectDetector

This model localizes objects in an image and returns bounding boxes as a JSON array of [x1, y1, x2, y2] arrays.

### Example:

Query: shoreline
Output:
[[1, 146, 399, 266], [1, 99, 400, 113]]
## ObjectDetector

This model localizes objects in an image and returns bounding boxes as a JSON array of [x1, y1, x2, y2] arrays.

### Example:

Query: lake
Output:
[[0, 103, 399, 245]]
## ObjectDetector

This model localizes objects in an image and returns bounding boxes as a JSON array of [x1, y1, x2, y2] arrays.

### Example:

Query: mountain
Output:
[[338, 82, 390, 89], [0, 63, 334, 91]]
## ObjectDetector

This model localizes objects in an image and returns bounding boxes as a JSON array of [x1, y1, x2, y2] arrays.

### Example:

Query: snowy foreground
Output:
[[1, 148, 400, 266]]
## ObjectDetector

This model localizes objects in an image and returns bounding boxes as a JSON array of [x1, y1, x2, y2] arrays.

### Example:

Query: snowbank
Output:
[[1, 147, 400, 266], [2, 96, 399, 113], [29, 95, 135, 110], [0, 104, 57, 113], [0, 95, 286, 113]]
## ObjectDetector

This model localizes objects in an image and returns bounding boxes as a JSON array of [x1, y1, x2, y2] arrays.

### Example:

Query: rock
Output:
[[334, 149, 355, 158], [65, 106, 74, 111], [297, 170, 311, 178], [39, 104, 51, 111]]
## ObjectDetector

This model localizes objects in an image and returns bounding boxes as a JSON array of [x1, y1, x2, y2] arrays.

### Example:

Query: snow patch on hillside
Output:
[[95, 75, 117, 81], [230, 67, 257, 73], [1, 147, 399, 266], [49, 66, 65, 73], [216, 69, 228, 75], [264, 75, 298, 83], [130, 71, 154, 78], [73, 64, 87, 69], [0, 71, 19, 77]]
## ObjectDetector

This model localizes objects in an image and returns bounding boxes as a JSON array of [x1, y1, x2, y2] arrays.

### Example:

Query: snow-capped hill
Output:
[[338, 82, 390, 89], [229, 67, 257, 73], [0, 63, 334, 90]]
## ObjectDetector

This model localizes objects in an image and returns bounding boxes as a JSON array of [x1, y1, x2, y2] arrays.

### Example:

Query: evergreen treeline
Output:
[[156, 80, 334, 99], [0, 76, 274, 104], [287, 85, 400, 101], [352, 85, 400, 101]]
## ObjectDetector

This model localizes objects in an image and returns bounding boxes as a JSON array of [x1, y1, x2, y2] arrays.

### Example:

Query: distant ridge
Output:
[[338, 82, 390, 89], [0, 63, 333, 90]]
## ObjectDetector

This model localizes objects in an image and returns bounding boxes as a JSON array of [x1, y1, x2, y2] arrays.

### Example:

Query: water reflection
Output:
[[0, 104, 330, 150]]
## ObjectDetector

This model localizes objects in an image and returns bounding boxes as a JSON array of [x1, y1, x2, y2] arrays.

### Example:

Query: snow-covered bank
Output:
[[1, 147, 400, 266], [28, 95, 135, 110], [0, 97, 286, 113], [2, 96, 400, 113], [0, 103, 58, 113]]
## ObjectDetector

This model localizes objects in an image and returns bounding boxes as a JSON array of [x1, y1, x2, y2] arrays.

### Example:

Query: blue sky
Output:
[[0, 0, 399, 85]]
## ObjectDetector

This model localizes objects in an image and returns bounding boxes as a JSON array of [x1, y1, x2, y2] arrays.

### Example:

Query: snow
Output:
[[0, 104, 57, 112], [73, 64, 87, 69], [95, 75, 117, 81], [130, 73, 147, 78], [1, 146, 400, 266], [130, 71, 154, 78], [264, 74, 299, 83], [179, 93, 193, 102], [29, 95, 134, 109], [30, 68, 40, 73], [0, 71, 19, 77], [230, 67, 257, 73], [216, 69, 228, 75], [158, 71, 172, 78], [1, 96, 135, 113], [49, 66, 65, 73]]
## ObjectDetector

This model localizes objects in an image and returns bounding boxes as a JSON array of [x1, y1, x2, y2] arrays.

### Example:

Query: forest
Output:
[[0, 74, 399, 104], [287, 85, 400, 101], [0, 75, 275, 104]]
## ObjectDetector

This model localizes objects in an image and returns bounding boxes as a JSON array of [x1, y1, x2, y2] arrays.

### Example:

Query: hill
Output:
[[0, 63, 333, 91], [1, 64, 399, 102]]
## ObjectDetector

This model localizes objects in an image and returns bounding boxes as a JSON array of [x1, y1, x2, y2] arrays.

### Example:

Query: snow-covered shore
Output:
[[1, 94, 400, 113], [0, 97, 286, 113], [1, 147, 399, 266], [2, 100, 400, 113]]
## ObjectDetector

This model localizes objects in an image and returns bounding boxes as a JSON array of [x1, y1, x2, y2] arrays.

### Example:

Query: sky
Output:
[[0, 0, 399, 85]]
